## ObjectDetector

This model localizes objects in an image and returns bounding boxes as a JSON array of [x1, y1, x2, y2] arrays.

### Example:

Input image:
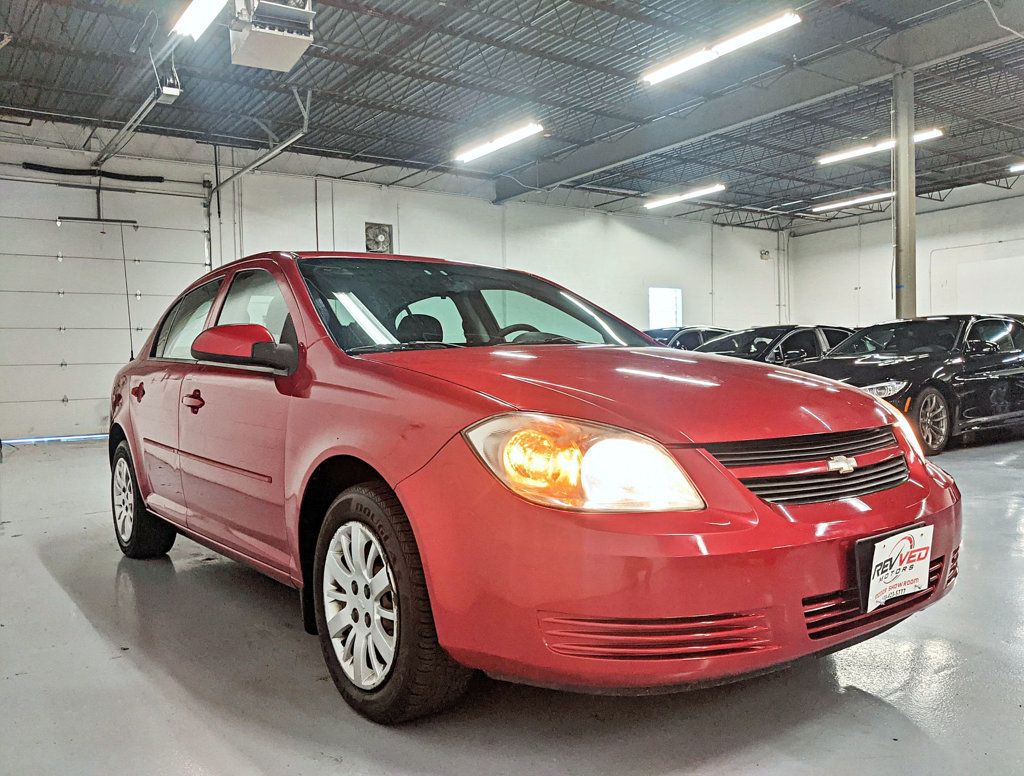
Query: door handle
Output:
[[182, 389, 205, 414], [131, 382, 145, 402]]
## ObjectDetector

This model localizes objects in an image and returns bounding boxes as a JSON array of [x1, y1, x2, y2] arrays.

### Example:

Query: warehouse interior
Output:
[[1, 1, 1023, 773]]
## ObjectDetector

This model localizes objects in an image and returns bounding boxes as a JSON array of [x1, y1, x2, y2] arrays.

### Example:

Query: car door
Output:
[[177, 263, 300, 572], [771, 328, 822, 365], [957, 317, 1024, 426], [129, 279, 221, 524]]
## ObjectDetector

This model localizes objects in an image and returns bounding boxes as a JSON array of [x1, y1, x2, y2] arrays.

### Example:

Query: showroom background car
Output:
[[797, 314, 1024, 455], [695, 324, 852, 364], [109, 251, 961, 723], [644, 325, 731, 349]]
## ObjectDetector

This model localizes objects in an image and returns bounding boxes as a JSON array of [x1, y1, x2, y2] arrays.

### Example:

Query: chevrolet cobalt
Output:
[[109, 252, 961, 723]]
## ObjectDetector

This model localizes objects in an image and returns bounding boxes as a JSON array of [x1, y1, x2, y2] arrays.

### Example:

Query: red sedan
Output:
[[109, 251, 961, 723]]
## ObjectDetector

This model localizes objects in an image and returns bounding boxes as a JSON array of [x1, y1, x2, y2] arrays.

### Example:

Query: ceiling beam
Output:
[[494, 1, 1024, 202]]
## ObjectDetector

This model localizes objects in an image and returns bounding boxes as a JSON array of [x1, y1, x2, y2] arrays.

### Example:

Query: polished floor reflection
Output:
[[1, 436, 1022, 775]]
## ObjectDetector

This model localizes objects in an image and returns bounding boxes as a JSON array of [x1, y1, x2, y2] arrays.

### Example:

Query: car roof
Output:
[[295, 250, 452, 265]]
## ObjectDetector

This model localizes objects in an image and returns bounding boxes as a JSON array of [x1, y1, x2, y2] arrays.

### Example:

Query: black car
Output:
[[644, 325, 731, 350], [695, 324, 852, 365], [797, 315, 1024, 455]]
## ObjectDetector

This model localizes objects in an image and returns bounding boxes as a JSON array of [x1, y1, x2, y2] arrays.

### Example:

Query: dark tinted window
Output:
[[155, 280, 221, 359], [645, 328, 680, 343], [823, 328, 851, 348], [968, 319, 1023, 352], [777, 329, 820, 360], [832, 319, 963, 356], [299, 259, 647, 353], [217, 269, 290, 342], [696, 327, 790, 359], [671, 330, 703, 349]]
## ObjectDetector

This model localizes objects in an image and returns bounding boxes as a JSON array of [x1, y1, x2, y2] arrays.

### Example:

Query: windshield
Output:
[[298, 258, 648, 353], [831, 319, 963, 356], [695, 327, 790, 359]]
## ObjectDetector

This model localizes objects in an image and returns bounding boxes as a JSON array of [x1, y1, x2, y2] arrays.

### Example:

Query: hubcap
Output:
[[918, 394, 949, 450], [112, 458, 135, 542], [322, 521, 398, 690]]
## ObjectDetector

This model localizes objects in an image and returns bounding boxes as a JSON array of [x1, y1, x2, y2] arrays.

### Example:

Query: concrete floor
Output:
[[1, 437, 1022, 776]]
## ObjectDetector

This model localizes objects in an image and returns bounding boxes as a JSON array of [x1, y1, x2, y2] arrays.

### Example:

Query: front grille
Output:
[[739, 455, 909, 505], [705, 426, 897, 468], [802, 557, 943, 640], [947, 546, 959, 585], [539, 611, 774, 661]]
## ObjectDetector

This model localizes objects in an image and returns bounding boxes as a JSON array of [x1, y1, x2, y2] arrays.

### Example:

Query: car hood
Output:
[[364, 345, 892, 445], [798, 352, 947, 387]]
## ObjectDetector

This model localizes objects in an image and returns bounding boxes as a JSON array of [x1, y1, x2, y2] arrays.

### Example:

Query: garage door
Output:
[[0, 178, 209, 439]]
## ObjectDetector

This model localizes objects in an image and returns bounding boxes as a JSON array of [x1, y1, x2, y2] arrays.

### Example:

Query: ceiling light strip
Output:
[[817, 128, 943, 165], [454, 122, 544, 163], [644, 183, 727, 209], [642, 11, 801, 86], [810, 191, 895, 213]]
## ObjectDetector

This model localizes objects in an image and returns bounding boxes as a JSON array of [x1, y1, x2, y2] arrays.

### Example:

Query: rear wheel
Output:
[[313, 481, 471, 723], [910, 387, 951, 455], [111, 441, 176, 558]]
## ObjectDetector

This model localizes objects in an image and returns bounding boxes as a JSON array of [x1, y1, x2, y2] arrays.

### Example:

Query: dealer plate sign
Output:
[[865, 525, 933, 613]]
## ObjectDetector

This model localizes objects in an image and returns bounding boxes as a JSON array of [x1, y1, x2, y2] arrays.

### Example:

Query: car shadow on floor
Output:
[[39, 535, 940, 775]]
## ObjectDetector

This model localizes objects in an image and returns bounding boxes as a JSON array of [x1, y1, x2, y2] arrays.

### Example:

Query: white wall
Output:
[[789, 193, 1024, 326], [210, 161, 783, 330], [0, 125, 782, 437]]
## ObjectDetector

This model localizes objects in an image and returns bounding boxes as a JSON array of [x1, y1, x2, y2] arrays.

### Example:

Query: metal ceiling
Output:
[[1, 0, 1023, 230]]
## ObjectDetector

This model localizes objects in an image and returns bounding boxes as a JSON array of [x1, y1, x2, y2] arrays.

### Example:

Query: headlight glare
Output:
[[863, 380, 909, 399], [892, 410, 926, 458], [464, 413, 705, 512]]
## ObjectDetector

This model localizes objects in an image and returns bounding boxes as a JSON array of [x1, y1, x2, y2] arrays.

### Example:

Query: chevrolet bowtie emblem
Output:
[[827, 455, 858, 474]]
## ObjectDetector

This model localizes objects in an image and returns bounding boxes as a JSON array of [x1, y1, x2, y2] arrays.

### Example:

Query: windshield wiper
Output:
[[347, 341, 465, 354]]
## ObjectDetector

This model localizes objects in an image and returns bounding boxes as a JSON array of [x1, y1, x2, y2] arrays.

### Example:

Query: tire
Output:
[[111, 441, 176, 558], [313, 481, 472, 724], [909, 387, 951, 456]]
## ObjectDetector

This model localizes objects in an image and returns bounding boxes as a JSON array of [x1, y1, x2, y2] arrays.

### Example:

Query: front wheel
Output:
[[111, 441, 176, 558], [313, 481, 471, 723], [910, 387, 951, 455]]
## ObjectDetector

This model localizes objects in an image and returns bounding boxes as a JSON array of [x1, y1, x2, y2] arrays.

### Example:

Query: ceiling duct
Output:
[[230, 0, 314, 73]]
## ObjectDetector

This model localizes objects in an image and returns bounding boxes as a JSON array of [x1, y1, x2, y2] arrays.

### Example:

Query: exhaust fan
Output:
[[230, 0, 314, 73]]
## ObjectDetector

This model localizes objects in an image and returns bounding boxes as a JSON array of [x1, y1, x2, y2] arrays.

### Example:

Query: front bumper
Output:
[[395, 436, 962, 691]]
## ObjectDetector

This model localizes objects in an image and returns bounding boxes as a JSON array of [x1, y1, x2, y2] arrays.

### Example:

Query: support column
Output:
[[893, 70, 917, 318]]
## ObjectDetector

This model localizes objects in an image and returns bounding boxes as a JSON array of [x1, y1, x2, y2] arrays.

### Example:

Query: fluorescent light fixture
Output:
[[811, 191, 895, 213], [1010, 162, 1024, 173], [172, 0, 229, 39], [818, 128, 943, 165], [454, 122, 544, 163], [644, 183, 726, 209], [642, 11, 801, 85]]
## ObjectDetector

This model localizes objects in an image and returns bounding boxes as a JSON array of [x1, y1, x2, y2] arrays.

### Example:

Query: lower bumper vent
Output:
[[539, 611, 775, 660], [801, 557, 943, 640]]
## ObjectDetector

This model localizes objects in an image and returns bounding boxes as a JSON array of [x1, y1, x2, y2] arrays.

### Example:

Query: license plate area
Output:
[[855, 523, 934, 613]]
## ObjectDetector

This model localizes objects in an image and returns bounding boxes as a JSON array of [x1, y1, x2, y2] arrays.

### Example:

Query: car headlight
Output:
[[463, 413, 705, 512], [862, 380, 910, 399]]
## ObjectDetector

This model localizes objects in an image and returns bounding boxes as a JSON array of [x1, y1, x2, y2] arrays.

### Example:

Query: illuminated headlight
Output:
[[463, 413, 705, 512], [863, 380, 909, 399]]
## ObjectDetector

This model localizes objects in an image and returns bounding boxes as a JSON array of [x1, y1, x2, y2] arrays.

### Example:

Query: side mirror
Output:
[[783, 348, 809, 363], [191, 324, 297, 373], [965, 340, 998, 357]]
